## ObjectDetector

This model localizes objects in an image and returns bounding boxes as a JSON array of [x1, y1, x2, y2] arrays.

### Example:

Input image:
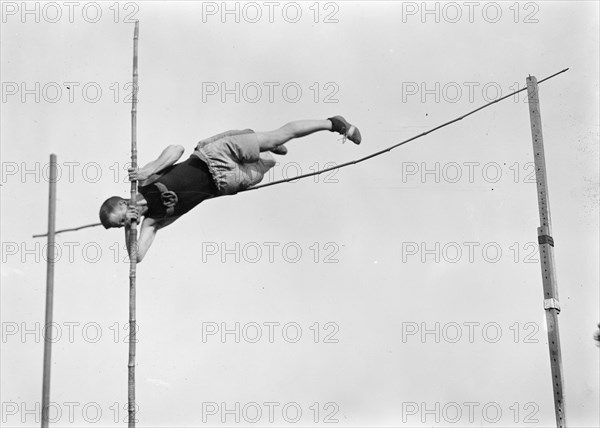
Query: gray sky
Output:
[[1, 1, 599, 427]]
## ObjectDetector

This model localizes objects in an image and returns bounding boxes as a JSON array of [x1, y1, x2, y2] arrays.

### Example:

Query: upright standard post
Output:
[[128, 20, 139, 428], [526, 75, 566, 428], [41, 154, 57, 428]]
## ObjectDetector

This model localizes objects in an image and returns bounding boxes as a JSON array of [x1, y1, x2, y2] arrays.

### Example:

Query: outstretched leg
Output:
[[255, 120, 332, 152], [255, 117, 361, 153]]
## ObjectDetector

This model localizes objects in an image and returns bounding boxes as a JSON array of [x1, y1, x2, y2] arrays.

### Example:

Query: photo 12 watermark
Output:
[[3, 241, 119, 264], [201, 401, 340, 424], [201, 321, 340, 344], [2, 321, 138, 344], [2, 81, 138, 104], [401, 401, 540, 424], [400, 2, 540, 24], [201, 81, 340, 104], [401, 321, 540, 344], [2, 400, 139, 425], [400, 161, 537, 186], [1, 1, 139, 24], [201, 241, 341, 264], [200, 1, 340, 24], [400, 241, 540, 264], [401, 81, 536, 104]]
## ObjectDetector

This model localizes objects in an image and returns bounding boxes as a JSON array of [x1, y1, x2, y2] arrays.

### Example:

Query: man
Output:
[[99, 116, 361, 262]]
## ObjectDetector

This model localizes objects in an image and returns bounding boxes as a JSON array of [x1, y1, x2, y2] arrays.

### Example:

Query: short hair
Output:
[[99, 196, 125, 229]]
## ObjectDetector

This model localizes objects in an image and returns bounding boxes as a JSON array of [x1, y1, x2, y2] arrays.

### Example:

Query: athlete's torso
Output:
[[138, 156, 218, 219]]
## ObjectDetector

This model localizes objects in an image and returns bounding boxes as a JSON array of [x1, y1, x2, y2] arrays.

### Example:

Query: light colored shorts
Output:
[[191, 129, 276, 195]]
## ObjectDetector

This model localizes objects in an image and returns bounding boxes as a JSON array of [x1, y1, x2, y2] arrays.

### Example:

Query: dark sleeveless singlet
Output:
[[138, 156, 218, 219]]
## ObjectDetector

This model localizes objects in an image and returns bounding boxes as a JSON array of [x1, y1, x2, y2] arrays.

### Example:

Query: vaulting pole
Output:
[[128, 20, 139, 428], [41, 154, 57, 428], [526, 75, 566, 428]]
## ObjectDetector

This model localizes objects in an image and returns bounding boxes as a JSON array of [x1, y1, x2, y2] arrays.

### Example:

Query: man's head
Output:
[[99, 196, 128, 229]]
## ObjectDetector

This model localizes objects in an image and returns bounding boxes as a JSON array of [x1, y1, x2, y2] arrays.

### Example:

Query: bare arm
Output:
[[125, 218, 156, 263], [125, 215, 180, 263], [128, 145, 185, 186]]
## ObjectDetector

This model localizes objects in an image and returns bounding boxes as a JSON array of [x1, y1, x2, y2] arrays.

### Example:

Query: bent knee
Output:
[[256, 130, 291, 151]]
